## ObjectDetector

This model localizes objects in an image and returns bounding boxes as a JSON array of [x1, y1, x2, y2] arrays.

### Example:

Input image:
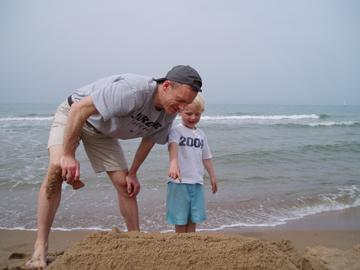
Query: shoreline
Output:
[[226, 206, 360, 251], [1, 207, 359, 269]]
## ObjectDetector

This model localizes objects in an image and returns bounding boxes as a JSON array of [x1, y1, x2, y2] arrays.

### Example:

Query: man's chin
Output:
[[166, 108, 178, 115]]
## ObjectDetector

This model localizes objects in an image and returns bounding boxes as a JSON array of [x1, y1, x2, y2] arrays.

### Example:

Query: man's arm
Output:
[[203, 159, 218, 194], [126, 137, 155, 197], [61, 96, 98, 184]]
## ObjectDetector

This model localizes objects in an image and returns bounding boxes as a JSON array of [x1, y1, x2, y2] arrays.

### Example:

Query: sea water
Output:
[[0, 103, 359, 231]]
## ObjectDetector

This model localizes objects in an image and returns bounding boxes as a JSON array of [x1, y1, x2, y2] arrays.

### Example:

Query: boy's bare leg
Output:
[[186, 221, 196, 232], [107, 170, 140, 231], [26, 145, 63, 268], [175, 224, 187, 233], [175, 221, 196, 233]]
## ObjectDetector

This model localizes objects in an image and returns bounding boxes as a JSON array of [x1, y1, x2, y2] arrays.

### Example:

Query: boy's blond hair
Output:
[[191, 94, 205, 112]]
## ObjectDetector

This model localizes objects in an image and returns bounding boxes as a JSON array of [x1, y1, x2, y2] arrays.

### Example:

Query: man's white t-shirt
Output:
[[168, 123, 212, 184]]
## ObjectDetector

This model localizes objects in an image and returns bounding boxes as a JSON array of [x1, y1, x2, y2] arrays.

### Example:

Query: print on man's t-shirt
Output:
[[179, 136, 204, 148], [130, 112, 162, 132]]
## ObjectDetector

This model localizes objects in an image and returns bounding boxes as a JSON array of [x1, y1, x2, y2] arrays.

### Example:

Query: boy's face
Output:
[[180, 103, 202, 129]]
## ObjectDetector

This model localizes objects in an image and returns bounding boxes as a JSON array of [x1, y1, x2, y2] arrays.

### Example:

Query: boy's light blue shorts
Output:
[[166, 182, 206, 225]]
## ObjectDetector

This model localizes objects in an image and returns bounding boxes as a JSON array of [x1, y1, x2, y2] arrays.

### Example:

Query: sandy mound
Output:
[[48, 230, 304, 270], [304, 245, 360, 270]]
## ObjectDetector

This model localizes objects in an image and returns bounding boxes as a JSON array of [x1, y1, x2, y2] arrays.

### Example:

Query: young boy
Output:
[[167, 94, 218, 233]]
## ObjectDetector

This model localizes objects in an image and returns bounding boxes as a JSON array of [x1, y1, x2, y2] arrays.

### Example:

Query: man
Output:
[[26, 65, 202, 268]]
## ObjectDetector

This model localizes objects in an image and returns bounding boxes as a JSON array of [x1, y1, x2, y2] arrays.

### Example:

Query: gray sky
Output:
[[1, 0, 359, 105]]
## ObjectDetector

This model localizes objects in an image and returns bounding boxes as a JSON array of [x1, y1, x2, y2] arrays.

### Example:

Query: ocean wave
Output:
[[196, 185, 360, 231], [196, 115, 359, 127], [1, 186, 359, 232], [178, 114, 360, 127], [0, 226, 110, 231], [0, 180, 43, 190], [278, 121, 360, 127], [3, 114, 355, 128], [319, 113, 330, 119], [20, 113, 53, 117], [200, 114, 320, 121], [307, 121, 359, 127], [0, 116, 53, 122], [302, 143, 360, 153]]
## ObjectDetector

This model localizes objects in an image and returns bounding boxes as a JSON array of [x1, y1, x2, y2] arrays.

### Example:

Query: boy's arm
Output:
[[168, 142, 181, 181], [203, 159, 217, 194]]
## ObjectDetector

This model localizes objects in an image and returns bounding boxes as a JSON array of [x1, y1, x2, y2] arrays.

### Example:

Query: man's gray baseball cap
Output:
[[154, 65, 202, 92]]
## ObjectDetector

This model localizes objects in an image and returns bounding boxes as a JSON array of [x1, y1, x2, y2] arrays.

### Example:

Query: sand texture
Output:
[[2, 229, 360, 270], [48, 230, 303, 270], [304, 245, 360, 270], [45, 229, 359, 270]]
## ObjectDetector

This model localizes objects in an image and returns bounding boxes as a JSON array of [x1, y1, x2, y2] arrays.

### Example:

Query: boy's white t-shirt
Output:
[[168, 123, 212, 184]]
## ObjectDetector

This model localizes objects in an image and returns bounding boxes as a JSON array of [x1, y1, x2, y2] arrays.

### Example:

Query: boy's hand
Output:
[[211, 178, 218, 194], [168, 163, 181, 182]]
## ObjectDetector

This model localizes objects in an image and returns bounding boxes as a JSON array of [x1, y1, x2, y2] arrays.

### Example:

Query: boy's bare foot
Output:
[[25, 243, 47, 269], [111, 227, 121, 234]]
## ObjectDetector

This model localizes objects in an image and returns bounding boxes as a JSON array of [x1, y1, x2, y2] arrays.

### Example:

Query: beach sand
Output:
[[1, 207, 360, 270]]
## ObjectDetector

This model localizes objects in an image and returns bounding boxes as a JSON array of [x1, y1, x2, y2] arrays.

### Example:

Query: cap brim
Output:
[[153, 77, 202, 92], [153, 77, 167, 82]]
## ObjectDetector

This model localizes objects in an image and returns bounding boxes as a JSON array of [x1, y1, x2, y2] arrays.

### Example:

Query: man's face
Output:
[[161, 81, 197, 114]]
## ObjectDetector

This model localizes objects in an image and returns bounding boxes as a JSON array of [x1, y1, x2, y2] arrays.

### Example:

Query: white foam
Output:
[[50, 226, 111, 231], [307, 121, 358, 127], [0, 226, 111, 231], [0, 226, 37, 231], [200, 114, 320, 121], [0, 116, 53, 122], [175, 115, 359, 127]]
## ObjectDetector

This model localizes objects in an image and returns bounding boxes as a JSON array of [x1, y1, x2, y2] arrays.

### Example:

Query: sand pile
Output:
[[304, 245, 360, 270], [48, 229, 304, 270]]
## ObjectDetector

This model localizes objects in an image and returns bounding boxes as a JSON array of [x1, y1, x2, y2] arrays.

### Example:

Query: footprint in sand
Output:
[[8, 252, 27, 260], [5, 251, 64, 270]]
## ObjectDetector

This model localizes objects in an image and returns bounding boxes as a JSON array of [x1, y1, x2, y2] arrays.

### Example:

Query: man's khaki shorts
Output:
[[48, 101, 128, 173]]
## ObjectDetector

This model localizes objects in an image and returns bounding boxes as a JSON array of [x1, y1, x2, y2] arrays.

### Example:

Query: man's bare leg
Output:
[[107, 170, 140, 231], [26, 145, 63, 268]]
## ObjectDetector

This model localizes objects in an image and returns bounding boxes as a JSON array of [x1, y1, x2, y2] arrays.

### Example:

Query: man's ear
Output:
[[162, 80, 171, 92]]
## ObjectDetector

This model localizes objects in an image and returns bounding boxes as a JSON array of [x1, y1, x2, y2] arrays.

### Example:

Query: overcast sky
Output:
[[1, 0, 359, 105]]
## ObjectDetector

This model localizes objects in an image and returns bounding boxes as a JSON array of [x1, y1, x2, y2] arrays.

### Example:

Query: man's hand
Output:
[[60, 155, 80, 186], [126, 174, 141, 197]]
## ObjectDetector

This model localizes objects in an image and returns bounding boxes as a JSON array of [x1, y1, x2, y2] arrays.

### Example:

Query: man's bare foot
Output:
[[25, 243, 47, 269]]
